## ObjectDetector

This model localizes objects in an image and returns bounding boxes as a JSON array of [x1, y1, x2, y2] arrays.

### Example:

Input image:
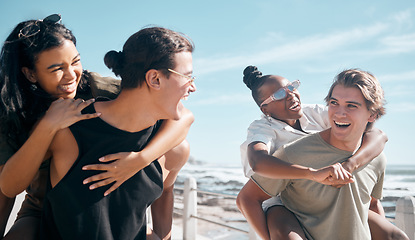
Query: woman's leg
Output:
[[0, 191, 14, 238], [152, 140, 190, 240], [266, 206, 307, 240], [368, 210, 409, 240], [146, 226, 161, 240], [3, 216, 39, 240], [2, 167, 47, 240]]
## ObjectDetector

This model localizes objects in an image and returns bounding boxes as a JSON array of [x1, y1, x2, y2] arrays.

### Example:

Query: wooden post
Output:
[[183, 177, 197, 240], [396, 196, 415, 240]]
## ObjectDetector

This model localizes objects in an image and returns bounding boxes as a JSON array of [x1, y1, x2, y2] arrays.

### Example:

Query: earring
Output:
[[266, 114, 273, 122], [30, 83, 38, 91]]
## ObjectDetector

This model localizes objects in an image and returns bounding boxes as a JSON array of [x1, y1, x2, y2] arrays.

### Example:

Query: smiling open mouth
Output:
[[334, 121, 351, 128], [289, 101, 300, 110], [59, 81, 77, 92]]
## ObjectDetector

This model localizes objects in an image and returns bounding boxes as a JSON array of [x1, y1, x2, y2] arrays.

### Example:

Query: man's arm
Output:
[[236, 179, 271, 240]]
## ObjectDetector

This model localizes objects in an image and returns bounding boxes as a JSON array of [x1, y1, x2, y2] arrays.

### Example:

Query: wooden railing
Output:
[[178, 177, 257, 239], [176, 177, 415, 240]]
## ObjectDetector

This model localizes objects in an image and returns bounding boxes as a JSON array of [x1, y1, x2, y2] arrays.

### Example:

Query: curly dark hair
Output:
[[243, 65, 272, 106], [0, 17, 89, 148]]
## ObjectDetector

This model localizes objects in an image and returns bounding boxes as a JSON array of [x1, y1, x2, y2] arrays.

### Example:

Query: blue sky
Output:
[[1, 1, 414, 166]]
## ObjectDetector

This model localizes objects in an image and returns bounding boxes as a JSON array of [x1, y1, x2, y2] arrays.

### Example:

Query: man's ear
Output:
[[145, 69, 161, 90], [368, 113, 377, 123], [21, 67, 37, 83]]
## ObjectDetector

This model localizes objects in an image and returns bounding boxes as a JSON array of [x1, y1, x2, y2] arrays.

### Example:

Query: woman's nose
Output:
[[286, 89, 295, 100], [64, 66, 77, 79]]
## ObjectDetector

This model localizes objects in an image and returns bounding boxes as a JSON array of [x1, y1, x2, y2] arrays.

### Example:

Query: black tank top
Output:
[[41, 102, 163, 240]]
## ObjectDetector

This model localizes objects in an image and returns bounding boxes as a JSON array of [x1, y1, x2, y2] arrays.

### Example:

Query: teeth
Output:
[[289, 102, 299, 110], [59, 82, 77, 91], [335, 121, 350, 126]]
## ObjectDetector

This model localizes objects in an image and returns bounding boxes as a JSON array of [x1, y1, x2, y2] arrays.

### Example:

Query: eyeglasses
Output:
[[260, 80, 301, 107], [168, 69, 196, 85], [18, 14, 62, 39]]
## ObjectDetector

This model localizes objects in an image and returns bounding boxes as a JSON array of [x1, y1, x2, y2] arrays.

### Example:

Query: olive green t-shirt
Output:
[[252, 133, 386, 240]]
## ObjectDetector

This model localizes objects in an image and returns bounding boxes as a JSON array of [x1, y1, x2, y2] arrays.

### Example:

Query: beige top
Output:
[[252, 133, 386, 240]]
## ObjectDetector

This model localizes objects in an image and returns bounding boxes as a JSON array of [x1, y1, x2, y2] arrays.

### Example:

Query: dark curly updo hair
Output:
[[243, 65, 270, 106], [104, 26, 194, 89]]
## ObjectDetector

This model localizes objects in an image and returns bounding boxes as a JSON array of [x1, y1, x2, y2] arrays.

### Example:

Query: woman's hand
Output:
[[310, 163, 354, 186], [42, 98, 100, 133], [0, 98, 101, 197], [82, 151, 151, 196]]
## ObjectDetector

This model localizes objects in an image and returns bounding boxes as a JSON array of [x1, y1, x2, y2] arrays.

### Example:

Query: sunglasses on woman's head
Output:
[[4, 14, 62, 46], [260, 80, 301, 107], [17, 14, 62, 39]]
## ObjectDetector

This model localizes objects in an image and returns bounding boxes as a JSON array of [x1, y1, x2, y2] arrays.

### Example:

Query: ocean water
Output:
[[176, 162, 415, 217], [382, 164, 415, 217], [174, 162, 415, 239], [176, 162, 247, 196], [383, 165, 415, 198]]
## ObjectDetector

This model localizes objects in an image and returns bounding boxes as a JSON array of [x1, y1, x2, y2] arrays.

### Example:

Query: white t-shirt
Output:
[[240, 104, 330, 177]]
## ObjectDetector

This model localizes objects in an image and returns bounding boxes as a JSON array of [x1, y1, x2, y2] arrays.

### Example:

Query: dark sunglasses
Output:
[[18, 14, 62, 39]]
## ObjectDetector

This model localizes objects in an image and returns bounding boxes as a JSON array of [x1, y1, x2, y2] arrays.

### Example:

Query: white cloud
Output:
[[391, 9, 413, 29], [378, 33, 415, 54], [195, 10, 415, 77], [385, 88, 415, 98], [188, 93, 252, 106], [379, 70, 415, 83], [377, 71, 415, 99], [195, 23, 388, 76]]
